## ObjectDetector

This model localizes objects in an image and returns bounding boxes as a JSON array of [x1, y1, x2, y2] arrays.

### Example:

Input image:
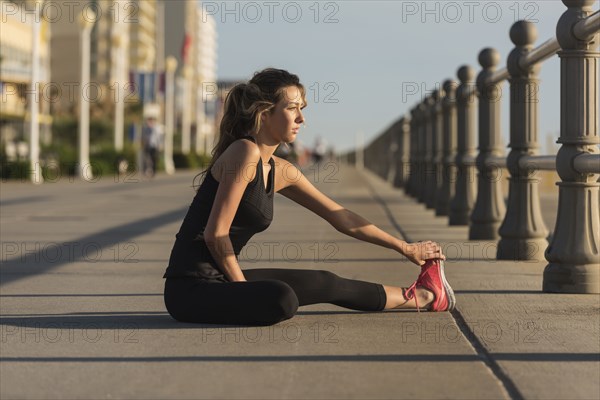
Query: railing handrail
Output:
[[518, 155, 557, 171], [484, 156, 507, 168], [519, 37, 561, 71], [463, 10, 599, 95], [574, 10, 600, 40], [573, 153, 600, 174], [357, 3, 600, 292], [463, 35, 557, 96], [489, 67, 510, 86], [486, 154, 600, 173]]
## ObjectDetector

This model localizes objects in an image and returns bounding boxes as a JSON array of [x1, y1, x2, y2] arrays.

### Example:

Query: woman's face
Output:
[[261, 85, 306, 143]]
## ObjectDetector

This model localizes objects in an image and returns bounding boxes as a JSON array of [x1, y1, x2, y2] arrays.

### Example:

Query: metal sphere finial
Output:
[[457, 65, 475, 83], [510, 20, 538, 46], [443, 79, 457, 93], [562, 0, 597, 9], [478, 48, 501, 68]]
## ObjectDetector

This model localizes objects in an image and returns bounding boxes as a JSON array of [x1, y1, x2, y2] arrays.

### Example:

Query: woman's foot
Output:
[[383, 286, 434, 309], [405, 259, 456, 312], [402, 287, 434, 309]]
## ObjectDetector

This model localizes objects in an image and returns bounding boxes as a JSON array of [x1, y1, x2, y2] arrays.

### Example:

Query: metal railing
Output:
[[352, 1, 600, 294]]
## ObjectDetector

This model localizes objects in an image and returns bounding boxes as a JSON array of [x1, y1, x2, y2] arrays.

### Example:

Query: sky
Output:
[[210, 1, 577, 154]]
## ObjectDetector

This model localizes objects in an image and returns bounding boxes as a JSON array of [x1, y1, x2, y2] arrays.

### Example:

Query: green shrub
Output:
[[51, 117, 78, 145], [52, 117, 114, 145], [0, 160, 30, 181], [90, 143, 139, 178], [2, 139, 210, 180], [173, 151, 211, 170], [172, 151, 190, 169]]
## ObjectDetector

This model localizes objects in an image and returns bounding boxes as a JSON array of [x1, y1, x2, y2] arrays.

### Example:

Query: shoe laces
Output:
[[403, 280, 421, 312], [404, 261, 438, 312]]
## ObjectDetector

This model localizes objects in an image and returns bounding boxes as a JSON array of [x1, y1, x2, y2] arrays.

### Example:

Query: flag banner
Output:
[[181, 32, 192, 63], [128, 71, 158, 103]]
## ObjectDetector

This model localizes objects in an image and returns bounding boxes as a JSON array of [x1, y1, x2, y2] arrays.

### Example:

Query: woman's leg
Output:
[[164, 277, 299, 326], [163, 271, 435, 327], [243, 268, 433, 311], [244, 268, 385, 311]]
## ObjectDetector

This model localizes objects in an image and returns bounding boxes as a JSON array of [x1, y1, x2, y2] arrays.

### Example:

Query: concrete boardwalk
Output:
[[1, 162, 598, 400]]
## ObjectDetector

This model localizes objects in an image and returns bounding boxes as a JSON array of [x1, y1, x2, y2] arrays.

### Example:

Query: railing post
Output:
[[378, 136, 384, 177], [407, 107, 420, 197], [421, 97, 434, 204], [431, 88, 444, 215], [449, 66, 478, 225], [427, 90, 443, 209], [544, 0, 600, 293], [387, 127, 396, 182], [394, 116, 411, 188], [417, 101, 428, 203], [470, 48, 507, 240], [498, 21, 549, 260], [436, 80, 458, 216]]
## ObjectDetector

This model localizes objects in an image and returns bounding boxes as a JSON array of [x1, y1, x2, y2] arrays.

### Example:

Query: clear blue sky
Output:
[[211, 1, 571, 154]]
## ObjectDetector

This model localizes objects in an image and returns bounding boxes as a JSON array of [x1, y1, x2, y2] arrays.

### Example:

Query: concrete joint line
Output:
[[358, 168, 523, 400], [451, 310, 523, 400]]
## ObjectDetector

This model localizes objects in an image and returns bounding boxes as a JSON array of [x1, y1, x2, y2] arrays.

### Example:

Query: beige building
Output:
[[49, 0, 158, 114], [48, 0, 84, 115], [194, 4, 218, 153], [163, 0, 218, 154], [129, 0, 156, 73], [1, 0, 218, 156], [0, 0, 52, 152]]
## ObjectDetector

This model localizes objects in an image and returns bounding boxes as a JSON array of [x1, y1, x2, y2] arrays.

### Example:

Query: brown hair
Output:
[[195, 68, 306, 186]]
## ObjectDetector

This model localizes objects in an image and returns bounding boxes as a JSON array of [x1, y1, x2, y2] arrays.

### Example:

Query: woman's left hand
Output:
[[401, 240, 446, 266]]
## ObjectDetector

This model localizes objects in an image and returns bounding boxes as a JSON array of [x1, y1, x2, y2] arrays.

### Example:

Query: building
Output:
[[1, 0, 218, 158], [128, 0, 158, 103], [49, 0, 158, 115], [163, 0, 218, 155], [0, 0, 52, 156], [194, 4, 218, 154], [214, 79, 244, 137]]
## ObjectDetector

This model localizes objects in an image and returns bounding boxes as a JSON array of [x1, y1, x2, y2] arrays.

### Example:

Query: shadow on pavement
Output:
[[0, 207, 187, 286]]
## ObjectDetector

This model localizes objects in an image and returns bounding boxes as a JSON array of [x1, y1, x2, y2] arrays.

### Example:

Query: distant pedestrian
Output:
[[163, 68, 454, 326], [142, 116, 163, 177], [312, 136, 327, 164]]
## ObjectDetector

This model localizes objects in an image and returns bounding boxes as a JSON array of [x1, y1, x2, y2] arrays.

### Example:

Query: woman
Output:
[[163, 68, 455, 326]]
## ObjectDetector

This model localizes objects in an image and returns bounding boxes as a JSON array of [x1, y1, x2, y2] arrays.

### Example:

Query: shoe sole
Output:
[[439, 260, 456, 311]]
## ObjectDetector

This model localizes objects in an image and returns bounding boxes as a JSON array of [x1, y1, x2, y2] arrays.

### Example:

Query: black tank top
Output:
[[163, 136, 274, 280]]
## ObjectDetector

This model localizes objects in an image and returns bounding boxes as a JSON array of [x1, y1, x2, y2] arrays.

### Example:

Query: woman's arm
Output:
[[203, 141, 262, 282], [275, 158, 443, 265]]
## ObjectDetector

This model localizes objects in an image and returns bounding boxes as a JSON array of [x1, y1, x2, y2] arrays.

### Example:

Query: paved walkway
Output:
[[1, 162, 598, 399]]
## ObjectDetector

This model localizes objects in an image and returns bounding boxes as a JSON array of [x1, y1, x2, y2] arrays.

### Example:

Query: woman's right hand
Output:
[[402, 241, 446, 266]]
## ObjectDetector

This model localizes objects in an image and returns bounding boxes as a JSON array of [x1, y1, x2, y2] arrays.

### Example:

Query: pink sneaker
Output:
[[404, 259, 456, 312]]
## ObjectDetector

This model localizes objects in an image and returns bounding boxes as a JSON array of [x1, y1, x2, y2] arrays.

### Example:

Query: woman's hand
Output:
[[402, 241, 446, 266]]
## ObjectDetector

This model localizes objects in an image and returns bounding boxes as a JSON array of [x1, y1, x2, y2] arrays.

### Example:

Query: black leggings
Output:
[[164, 268, 387, 326]]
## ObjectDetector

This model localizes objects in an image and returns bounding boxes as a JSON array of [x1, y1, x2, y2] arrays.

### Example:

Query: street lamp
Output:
[[78, 9, 96, 181], [195, 81, 205, 155], [28, 0, 44, 184], [112, 33, 126, 152], [164, 56, 177, 175], [181, 65, 192, 154]]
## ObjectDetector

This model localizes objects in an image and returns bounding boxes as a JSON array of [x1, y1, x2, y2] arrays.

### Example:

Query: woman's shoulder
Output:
[[211, 137, 261, 182], [223, 136, 261, 161]]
